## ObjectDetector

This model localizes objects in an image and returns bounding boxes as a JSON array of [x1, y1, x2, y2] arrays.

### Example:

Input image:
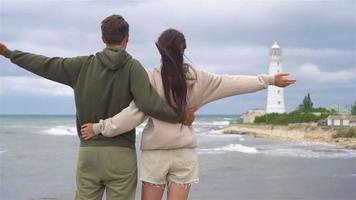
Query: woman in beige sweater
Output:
[[81, 29, 295, 200]]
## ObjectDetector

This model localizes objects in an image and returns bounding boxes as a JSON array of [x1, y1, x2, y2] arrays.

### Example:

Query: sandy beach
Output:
[[224, 123, 356, 149]]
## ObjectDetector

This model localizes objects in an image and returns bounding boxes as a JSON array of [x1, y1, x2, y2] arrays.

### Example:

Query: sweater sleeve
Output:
[[129, 60, 182, 123], [92, 101, 146, 137], [197, 69, 275, 106], [5, 49, 87, 87]]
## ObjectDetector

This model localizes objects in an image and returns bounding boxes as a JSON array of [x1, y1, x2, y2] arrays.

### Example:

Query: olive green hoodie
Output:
[[3, 46, 180, 148]]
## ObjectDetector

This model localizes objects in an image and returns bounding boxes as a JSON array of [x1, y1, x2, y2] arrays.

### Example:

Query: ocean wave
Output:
[[211, 121, 230, 126], [201, 132, 244, 139], [197, 150, 225, 155], [198, 144, 259, 155], [223, 118, 234, 120], [261, 147, 356, 158], [0, 150, 7, 154], [216, 144, 259, 153], [43, 126, 77, 136], [195, 121, 230, 126], [209, 129, 224, 134], [0, 124, 63, 130], [194, 127, 202, 132], [197, 142, 356, 158]]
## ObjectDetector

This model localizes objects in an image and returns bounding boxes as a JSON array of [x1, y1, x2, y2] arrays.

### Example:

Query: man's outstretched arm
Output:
[[0, 42, 87, 87]]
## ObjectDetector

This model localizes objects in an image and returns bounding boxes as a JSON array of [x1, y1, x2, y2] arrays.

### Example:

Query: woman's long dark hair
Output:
[[155, 29, 187, 118]]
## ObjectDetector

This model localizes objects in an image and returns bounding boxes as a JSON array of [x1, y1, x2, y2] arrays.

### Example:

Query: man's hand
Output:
[[274, 73, 296, 88], [0, 43, 9, 56], [81, 123, 96, 140], [183, 107, 198, 126]]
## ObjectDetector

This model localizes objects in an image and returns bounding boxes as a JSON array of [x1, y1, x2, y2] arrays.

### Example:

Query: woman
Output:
[[81, 29, 295, 200]]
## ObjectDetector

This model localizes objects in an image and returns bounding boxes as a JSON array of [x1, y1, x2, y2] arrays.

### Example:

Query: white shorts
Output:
[[140, 148, 199, 185]]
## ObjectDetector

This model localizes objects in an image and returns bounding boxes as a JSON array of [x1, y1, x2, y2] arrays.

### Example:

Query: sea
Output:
[[0, 115, 355, 200]]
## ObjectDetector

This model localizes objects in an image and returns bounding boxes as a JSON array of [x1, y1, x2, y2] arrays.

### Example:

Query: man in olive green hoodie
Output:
[[0, 15, 183, 200]]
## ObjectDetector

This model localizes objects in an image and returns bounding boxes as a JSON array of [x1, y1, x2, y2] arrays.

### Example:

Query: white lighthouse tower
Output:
[[266, 42, 285, 113]]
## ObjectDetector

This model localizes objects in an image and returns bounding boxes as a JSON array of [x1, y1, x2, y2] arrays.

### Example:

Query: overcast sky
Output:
[[0, 0, 355, 115]]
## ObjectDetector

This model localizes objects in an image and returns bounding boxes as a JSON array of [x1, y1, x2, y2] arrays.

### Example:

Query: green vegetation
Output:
[[333, 128, 356, 138], [254, 93, 332, 125], [254, 111, 330, 125], [297, 93, 313, 111], [296, 93, 335, 113], [253, 94, 355, 125], [352, 101, 356, 115]]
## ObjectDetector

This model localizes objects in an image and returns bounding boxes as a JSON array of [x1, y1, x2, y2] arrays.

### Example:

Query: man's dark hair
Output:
[[101, 15, 129, 45]]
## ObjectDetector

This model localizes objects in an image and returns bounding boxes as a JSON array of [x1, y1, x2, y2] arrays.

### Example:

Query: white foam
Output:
[[209, 129, 224, 134], [223, 118, 234, 120], [0, 150, 7, 154], [196, 121, 230, 126], [43, 126, 77, 136], [216, 144, 258, 153], [198, 144, 259, 155], [201, 130, 244, 138], [194, 127, 202, 132], [211, 121, 230, 126], [202, 133, 244, 139], [197, 150, 225, 155], [261, 147, 356, 158]]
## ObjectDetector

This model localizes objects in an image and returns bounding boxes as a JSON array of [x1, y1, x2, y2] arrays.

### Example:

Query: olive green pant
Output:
[[75, 146, 137, 200]]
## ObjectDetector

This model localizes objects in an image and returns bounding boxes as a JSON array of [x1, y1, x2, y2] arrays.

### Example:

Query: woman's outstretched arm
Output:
[[81, 101, 146, 140], [81, 99, 196, 140], [195, 69, 295, 106]]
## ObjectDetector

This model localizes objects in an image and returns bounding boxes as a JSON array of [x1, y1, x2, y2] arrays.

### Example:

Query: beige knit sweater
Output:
[[93, 65, 275, 150]]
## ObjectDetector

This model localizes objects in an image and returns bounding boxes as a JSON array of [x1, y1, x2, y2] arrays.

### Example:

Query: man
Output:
[[0, 15, 186, 200]]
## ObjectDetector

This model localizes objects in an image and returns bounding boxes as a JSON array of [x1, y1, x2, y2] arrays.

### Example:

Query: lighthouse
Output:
[[266, 42, 285, 113]]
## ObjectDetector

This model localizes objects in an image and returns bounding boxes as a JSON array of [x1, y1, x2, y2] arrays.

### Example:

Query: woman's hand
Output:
[[81, 123, 96, 140], [274, 73, 296, 88], [183, 107, 199, 126]]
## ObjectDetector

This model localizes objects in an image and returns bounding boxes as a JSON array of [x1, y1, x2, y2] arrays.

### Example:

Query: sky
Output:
[[0, 0, 355, 115]]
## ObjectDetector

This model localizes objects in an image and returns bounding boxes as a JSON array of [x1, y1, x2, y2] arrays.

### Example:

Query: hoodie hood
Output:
[[96, 46, 132, 71]]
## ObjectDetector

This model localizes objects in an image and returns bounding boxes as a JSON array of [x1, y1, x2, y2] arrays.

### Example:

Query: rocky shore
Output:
[[223, 123, 356, 149]]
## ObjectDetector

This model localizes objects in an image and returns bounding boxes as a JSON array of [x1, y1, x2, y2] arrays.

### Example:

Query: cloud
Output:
[[4, 27, 101, 57], [297, 63, 356, 83], [0, 76, 73, 96], [0, 0, 355, 114], [1, 0, 355, 48]]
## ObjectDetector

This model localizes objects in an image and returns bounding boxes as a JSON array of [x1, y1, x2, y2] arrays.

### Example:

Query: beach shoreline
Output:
[[1, 115, 356, 199], [223, 123, 356, 149]]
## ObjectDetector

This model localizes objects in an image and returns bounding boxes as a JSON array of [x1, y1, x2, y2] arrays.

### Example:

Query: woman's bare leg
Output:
[[141, 182, 165, 200], [167, 182, 191, 200]]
